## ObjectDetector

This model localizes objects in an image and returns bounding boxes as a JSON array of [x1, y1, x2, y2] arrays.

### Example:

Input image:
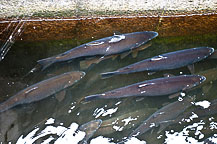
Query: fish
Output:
[[190, 99, 217, 118], [128, 96, 193, 138], [35, 31, 158, 70], [79, 42, 152, 70], [84, 75, 206, 101], [95, 107, 157, 136], [0, 71, 85, 113], [101, 47, 214, 78], [159, 99, 217, 134], [78, 119, 102, 144]]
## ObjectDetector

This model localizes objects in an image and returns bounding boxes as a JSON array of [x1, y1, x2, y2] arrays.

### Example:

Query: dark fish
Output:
[[36, 31, 158, 70], [191, 99, 217, 117], [79, 42, 152, 70], [158, 99, 217, 135], [78, 119, 102, 144], [96, 107, 157, 136], [85, 75, 206, 101], [129, 96, 193, 137], [101, 47, 214, 78], [0, 71, 85, 113]]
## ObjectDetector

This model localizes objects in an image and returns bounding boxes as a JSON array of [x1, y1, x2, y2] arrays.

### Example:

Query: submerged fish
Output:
[[129, 96, 193, 137], [101, 47, 214, 78], [78, 119, 102, 144], [79, 42, 152, 70], [188, 99, 217, 118], [36, 31, 158, 70], [85, 75, 206, 101], [96, 107, 157, 136], [159, 99, 217, 135], [0, 71, 85, 113]]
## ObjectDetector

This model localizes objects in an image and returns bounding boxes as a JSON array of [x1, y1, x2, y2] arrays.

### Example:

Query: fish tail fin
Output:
[[23, 63, 43, 79], [37, 57, 55, 71], [100, 71, 118, 79], [84, 94, 102, 102]]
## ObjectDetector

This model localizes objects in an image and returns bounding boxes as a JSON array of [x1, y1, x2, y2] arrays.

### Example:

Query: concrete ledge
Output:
[[0, 0, 216, 18], [0, 0, 216, 42], [0, 13, 216, 41]]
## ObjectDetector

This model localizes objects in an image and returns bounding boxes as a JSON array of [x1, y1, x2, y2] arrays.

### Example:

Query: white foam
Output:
[[122, 116, 137, 126], [45, 118, 55, 125], [94, 107, 118, 118], [194, 100, 211, 109], [90, 136, 115, 144]]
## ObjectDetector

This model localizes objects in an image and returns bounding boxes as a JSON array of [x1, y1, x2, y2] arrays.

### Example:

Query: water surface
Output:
[[0, 31, 217, 144]]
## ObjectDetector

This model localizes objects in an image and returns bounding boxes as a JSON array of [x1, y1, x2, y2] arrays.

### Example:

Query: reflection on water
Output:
[[0, 32, 216, 144], [16, 118, 146, 144]]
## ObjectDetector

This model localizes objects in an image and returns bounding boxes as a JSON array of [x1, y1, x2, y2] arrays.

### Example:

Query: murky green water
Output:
[[0, 33, 217, 144]]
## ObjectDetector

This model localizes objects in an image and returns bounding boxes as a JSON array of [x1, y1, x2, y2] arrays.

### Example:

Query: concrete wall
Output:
[[0, 0, 217, 18]]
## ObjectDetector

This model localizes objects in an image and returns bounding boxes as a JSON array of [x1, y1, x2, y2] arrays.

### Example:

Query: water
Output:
[[0, 28, 217, 144]]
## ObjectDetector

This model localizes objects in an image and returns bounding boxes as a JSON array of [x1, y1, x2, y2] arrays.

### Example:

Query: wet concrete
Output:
[[0, 13, 217, 42]]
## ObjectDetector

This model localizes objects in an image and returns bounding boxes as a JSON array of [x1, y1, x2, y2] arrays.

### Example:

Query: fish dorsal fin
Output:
[[80, 56, 107, 70], [120, 51, 132, 59], [112, 55, 118, 60], [55, 90, 66, 102], [132, 51, 138, 58], [132, 42, 152, 58]]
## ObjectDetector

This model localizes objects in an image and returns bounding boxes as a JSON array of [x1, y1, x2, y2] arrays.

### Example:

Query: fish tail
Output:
[[84, 94, 102, 101], [100, 71, 118, 79], [37, 57, 55, 71], [23, 63, 43, 79]]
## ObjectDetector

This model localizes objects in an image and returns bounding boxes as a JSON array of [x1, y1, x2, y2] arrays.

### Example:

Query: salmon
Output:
[[85, 75, 206, 101], [101, 47, 214, 78], [0, 71, 85, 112], [36, 31, 158, 70]]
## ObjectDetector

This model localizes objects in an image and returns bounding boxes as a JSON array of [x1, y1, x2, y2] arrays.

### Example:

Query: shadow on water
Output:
[[0, 20, 217, 143]]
